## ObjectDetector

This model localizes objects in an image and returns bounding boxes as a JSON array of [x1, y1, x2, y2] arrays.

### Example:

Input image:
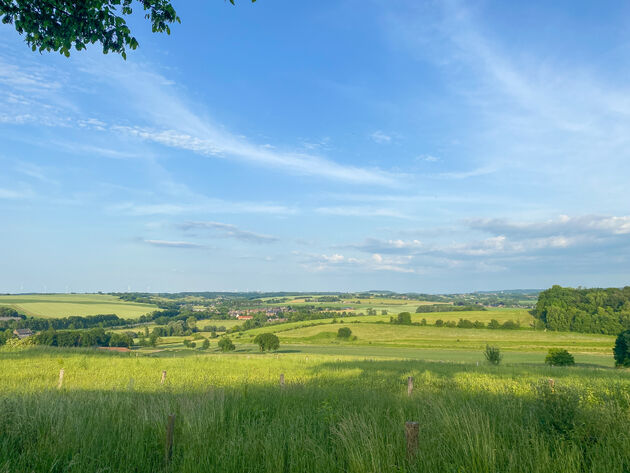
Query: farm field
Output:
[[0, 294, 157, 319], [334, 308, 534, 324], [0, 348, 628, 472], [263, 295, 451, 314], [257, 323, 614, 354]]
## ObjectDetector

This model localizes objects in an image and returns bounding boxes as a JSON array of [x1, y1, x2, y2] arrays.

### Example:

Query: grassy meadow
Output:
[[0, 294, 157, 319], [0, 348, 629, 472], [1, 295, 628, 472]]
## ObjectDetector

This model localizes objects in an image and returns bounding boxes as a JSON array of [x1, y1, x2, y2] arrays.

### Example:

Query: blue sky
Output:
[[1, 0, 629, 293]]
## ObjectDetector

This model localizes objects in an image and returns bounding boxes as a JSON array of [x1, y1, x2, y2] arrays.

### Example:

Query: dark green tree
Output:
[[545, 348, 575, 366], [0, 0, 255, 59], [253, 333, 280, 352], [613, 330, 630, 367], [337, 327, 352, 339], [218, 336, 235, 352]]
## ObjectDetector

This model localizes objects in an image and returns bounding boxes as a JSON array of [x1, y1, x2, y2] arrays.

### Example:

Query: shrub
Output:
[[253, 333, 280, 352], [487, 319, 500, 329], [445, 321, 457, 328], [201, 339, 210, 350], [218, 337, 235, 352], [420, 318, 427, 326], [613, 329, 630, 367], [392, 312, 412, 325], [484, 345, 502, 365], [473, 320, 485, 329], [501, 320, 520, 330], [457, 319, 474, 329], [435, 319, 444, 327], [545, 348, 575, 366], [337, 327, 352, 339]]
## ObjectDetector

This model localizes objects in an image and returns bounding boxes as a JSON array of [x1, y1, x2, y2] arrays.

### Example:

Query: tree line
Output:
[[533, 285, 630, 335]]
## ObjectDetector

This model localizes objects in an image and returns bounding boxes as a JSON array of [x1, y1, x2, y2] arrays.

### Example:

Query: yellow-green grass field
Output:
[[264, 295, 450, 314], [0, 294, 157, 319], [0, 348, 628, 472]]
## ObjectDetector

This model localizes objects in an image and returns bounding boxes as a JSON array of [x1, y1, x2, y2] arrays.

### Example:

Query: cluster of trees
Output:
[[0, 307, 23, 319], [0, 314, 127, 332], [415, 304, 486, 313], [33, 328, 133, 348], [533, 286, 630, 335], [390, 314, 520, 330], [435, 319, 519, 329]]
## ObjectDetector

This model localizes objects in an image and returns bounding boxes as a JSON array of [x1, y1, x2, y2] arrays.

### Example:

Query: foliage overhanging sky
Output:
[[1, 0, 629, 293]]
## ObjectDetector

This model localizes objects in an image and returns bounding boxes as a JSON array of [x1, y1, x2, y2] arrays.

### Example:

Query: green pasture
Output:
[[0, 294, 157, 319], [340, 308, 534, 324], [266, 323, 614, 354], [265, 296, 447, 314], [0, 348, 628, 472]]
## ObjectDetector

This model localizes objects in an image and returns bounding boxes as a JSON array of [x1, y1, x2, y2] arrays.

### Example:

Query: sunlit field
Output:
[[0, 294, 157, 319], [0, 348, 628, 473]]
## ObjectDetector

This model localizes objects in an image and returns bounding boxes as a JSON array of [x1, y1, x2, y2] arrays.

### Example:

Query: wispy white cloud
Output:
[[315, 206, 412, 219], [143, 239, 206, 249], [110, 199, 295, 216], [179, 221, 279, 243], [14, 162, 58, 185], [0, 185, 35, 200], [416, 154, 440, 162], [370, 130, 392, 144], [112, 124, 399, 186]]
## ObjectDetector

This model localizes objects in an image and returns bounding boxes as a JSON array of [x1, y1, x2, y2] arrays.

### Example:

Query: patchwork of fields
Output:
[[1, 293, 627, 472]]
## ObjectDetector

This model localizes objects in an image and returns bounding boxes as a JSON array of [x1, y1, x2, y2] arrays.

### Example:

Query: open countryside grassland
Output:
[[264, 296, 448, 314], [343, 308, 535, 324], [0, 348, 628, 473], [0, 294, 157, 318]]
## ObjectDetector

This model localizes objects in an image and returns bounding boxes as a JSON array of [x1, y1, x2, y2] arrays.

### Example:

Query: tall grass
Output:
[[1, 348, 629, 472]]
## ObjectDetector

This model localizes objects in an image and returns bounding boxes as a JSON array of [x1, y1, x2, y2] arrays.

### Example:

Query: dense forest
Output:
[[533, 285, 630, 335]]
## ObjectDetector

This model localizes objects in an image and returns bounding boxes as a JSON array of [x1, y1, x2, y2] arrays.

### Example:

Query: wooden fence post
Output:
[[165, 414, 175, 464], [407, 376, 413, 396], [405, 421, 419, 460], [279, 373, 285, 387], [161, 370, 167, 385], [58, 369, 64, 389]]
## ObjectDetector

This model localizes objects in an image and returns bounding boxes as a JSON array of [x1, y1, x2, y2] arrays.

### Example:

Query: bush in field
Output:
[[473, 320, 485, 329], [501, 320, 520, 330], [457, 319, 474, 328], [201, 339, 210, 350], [435, 319, 444, 327], [337, 327, 352, 339], [484, 345, 502, 365], [545, 348, 575, 366], [392, 312, 412, 325], [218, 337, 235, 352], [445, 321, 457, 328], [487, 319, 500, 329], [613, 329, 630, 367], [420, 318, 427, 326], [254, 333, 280, 352]]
